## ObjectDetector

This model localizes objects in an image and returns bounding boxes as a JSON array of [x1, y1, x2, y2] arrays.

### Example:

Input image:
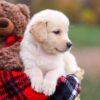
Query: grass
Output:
[[81, 76, 100, 100], [69, 25, 100, 47]]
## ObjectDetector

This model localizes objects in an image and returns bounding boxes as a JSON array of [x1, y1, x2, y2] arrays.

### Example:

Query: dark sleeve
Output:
[[48, 74, 80, 100]]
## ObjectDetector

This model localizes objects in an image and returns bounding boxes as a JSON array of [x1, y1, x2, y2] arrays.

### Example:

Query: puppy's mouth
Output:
[[55, 48, 67, 53]]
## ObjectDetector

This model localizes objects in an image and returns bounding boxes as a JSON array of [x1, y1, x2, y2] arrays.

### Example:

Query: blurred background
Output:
[[8, 0, 100, 99]]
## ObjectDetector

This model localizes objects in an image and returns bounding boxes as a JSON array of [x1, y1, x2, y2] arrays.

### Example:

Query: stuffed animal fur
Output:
[[0, 0, 30, 71]]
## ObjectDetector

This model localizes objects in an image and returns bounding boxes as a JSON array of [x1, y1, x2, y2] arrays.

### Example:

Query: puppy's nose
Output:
[[67, 42, 72, 48]]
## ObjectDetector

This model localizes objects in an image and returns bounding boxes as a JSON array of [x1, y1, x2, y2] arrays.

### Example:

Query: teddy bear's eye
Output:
[[53, 30, 60, 35]]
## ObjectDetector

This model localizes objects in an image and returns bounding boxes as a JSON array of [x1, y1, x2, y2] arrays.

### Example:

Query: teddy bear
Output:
[[0, 0, 30, 71]]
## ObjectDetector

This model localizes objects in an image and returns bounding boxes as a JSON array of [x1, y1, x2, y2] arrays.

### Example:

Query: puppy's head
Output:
[[30, 9, 72, 54]]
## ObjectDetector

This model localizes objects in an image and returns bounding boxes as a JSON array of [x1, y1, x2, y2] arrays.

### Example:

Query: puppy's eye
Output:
[[53, 30, 60, 35]]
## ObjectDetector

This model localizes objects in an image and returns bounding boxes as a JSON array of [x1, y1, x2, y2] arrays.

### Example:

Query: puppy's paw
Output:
[[31, 77, 43, 93], [43, 79, 56, 96]]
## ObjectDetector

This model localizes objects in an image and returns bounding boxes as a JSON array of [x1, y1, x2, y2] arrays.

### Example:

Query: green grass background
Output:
[[81, 76, 100, 100], [69, 25, 100, 100], [69, 25, 100, 47]]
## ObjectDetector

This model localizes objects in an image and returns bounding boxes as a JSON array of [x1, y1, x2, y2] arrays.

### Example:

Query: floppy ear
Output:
[[30, 21, 48, 43]]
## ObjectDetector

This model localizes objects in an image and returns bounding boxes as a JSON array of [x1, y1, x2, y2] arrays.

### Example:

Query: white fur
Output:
[[20, 9, 80, 96]]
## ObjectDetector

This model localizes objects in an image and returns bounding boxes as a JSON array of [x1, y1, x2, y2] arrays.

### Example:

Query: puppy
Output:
[[20, 9, 82, 96]]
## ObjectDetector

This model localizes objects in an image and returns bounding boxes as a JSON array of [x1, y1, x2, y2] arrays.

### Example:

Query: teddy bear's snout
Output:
[[0, 17, 14, 36]]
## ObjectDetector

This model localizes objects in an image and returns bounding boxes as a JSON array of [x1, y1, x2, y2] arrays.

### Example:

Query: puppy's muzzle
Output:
[[55, 42, 72, 53]]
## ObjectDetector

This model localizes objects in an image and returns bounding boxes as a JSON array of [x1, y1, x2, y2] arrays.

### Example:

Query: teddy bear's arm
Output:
[[0, 42, 23, 71]]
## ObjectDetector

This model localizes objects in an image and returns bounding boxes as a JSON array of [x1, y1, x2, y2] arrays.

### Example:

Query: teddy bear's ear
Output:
[[17, 4, 30, 21]]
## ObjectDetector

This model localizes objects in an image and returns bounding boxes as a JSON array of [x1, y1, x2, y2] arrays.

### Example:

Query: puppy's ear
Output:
[[30, 21, 48, 43]]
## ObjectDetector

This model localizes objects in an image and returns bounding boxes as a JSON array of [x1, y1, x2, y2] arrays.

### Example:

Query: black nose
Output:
[[67, 42, 72, 48]]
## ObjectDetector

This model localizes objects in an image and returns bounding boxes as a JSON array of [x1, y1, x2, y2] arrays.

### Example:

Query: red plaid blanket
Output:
[[0, 70, 80, 100], [0, 70, 47, 100]]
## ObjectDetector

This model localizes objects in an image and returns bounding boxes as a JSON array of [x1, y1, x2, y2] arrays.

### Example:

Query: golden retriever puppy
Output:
[[20, 9, 82, 96]]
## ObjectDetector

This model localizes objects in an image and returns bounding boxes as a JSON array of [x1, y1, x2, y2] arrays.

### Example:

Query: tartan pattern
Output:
[[0, 70, 80, 100], [0, 71, 30, 100], [49, 75, 80, 100], [66, 75, 80, 100]]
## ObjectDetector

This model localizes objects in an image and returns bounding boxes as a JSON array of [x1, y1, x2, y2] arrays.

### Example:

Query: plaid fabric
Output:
[[0, 70, 30, 100], [0, 70, 80, 100], [49, 75, 80, 100], [0, 70, 47, 100]]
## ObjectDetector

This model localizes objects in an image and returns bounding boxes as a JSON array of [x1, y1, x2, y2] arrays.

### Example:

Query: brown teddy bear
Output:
[[0, 0, 30, 71]]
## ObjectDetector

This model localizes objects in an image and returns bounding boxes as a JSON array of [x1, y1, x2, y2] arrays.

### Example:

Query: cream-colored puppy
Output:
[[20, 9, 81, 96]]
